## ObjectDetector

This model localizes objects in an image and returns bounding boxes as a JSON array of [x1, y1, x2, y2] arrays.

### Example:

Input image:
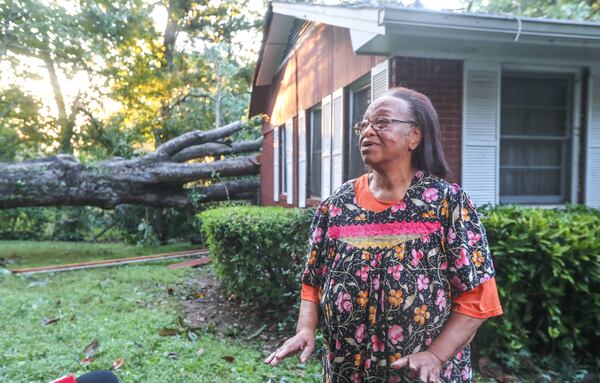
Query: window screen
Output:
[[500, 73, 573, 204], [280, 125, 287, 195], [347, 80, 371, 181], [309, 106, 322, 198]]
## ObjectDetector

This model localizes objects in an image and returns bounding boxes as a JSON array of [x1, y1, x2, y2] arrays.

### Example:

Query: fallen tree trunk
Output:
[[0, 119, 262, 209]]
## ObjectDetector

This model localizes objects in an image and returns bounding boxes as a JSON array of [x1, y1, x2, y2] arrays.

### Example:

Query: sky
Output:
[[0, 0, 464, 121]]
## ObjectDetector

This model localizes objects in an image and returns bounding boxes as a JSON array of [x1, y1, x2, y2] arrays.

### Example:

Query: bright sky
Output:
[[0, 0, 463, 121]]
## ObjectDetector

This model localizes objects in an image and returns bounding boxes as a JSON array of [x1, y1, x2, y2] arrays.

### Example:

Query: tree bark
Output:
[[42, 54, 73, 154], [163, 0, 180, 71], [0, 120, 262, 209]]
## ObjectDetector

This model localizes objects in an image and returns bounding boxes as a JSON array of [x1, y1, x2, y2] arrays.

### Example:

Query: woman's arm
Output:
[[264, 299, 319, 366], [427, 312, 485, 361], [391, 312, 485, 382]]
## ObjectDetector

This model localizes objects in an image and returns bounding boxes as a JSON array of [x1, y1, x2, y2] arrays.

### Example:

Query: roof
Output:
[[250, 1, 600, 116]]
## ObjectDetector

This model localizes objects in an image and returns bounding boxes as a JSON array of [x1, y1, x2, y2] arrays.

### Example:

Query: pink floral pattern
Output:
[[336, 292, 353, 312], [388, 325, 404, 344], [417, 274, 430, 291], [302, 172, 496, 383], [422, 187, 439, 203]]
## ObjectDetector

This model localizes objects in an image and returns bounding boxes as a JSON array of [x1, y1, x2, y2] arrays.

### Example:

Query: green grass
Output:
[[0, 242, 321, 383], [1, 241, 199, 269]]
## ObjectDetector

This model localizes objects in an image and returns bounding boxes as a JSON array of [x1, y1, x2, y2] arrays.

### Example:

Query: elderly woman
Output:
[[265, 87, 502, 383]]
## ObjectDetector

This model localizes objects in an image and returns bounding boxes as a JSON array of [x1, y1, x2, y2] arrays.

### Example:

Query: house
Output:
[[249, 2, 600, 208]]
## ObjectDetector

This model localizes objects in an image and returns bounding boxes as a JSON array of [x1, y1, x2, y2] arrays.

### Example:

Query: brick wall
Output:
[[259, 40, 465, 206], [391, 57, 463, 185]]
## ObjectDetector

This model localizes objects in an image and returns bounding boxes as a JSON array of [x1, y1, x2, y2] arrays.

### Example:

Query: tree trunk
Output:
[[163, 0, 179, 71], [0, 119, 262, 209], [43, 54, 73, 154]]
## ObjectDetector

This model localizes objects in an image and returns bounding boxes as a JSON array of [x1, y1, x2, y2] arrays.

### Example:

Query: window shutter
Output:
[[298, 110, 307, 208], [331, 88, 344, 192], [285, 118, 294, 205], [462, 61, 500, 206], [273, 126, 279, 202], [321, 95, 332, 199], [371, 60, 389, 101], [586, 67, 600, 208]]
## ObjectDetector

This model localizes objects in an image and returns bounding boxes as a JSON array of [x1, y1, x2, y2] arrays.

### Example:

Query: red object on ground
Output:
[[10, 249, 209, 275], [167, 256, 211, 269], [49, 375, 77, 383]]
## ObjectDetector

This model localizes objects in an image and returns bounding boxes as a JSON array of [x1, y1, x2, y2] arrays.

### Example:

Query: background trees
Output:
[[0, 0, 264, 243]]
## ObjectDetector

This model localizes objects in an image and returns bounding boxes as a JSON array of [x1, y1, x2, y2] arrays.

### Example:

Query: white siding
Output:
[[285, 118, 294, 205], [371, 60, 389, 101], [586, 67, 600, 208], [321, 95, 332, 199], [462, 61, 501, 206], [331, 88, 344, 191], [298, 110, 307, 208], [273, 126, 279, 202]]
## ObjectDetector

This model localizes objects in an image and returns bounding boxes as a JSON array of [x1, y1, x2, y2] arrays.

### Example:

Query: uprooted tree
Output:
[[0, 119, 262, 209]]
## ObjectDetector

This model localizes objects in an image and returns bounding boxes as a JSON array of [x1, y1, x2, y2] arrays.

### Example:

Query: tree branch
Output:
[[161, 89, 214, 118], [171, 138, 262, 162], [0, 118, 263, 209], [153, 119, 249, 157]]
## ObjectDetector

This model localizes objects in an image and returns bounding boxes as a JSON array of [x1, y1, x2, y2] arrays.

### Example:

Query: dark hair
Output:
[[383, 87, 450, 179]]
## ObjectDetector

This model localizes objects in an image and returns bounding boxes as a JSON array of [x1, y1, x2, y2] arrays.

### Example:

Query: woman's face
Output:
[[358, 96, 421, 169]]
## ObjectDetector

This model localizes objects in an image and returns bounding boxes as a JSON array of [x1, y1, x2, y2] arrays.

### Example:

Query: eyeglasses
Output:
[[353, 116, 416, 136]]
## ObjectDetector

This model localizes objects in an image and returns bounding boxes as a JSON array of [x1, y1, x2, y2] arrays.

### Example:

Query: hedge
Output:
[[476, 204, 600, 370], [198, 206, 314, 307], [199, 204, 600, 369]]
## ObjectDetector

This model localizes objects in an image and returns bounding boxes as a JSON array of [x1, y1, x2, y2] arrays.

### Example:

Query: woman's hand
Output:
[[391, 351, 442, 383], [264, 328, 316, 366]]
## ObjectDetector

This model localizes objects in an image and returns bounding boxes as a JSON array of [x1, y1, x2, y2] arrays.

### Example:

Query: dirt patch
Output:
[[177, 265, 296, 354]]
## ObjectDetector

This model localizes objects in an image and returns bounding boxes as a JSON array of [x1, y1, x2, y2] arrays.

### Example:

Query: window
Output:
[[309, 105, 322, 198], [500, 73, 573, 204], [279, 125, 287, 195], [347, 76, 371, 181]]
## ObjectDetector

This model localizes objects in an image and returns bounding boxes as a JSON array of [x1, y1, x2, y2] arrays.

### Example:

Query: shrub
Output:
[[199, 206, 314, 307], [200, 204, 600, 373], [0, 207, 54, 240], [0, 205, 206, 244], [476, 204, 600, 371]]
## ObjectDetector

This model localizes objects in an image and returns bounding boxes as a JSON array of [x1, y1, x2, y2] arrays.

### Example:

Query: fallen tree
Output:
[[0, 119, 262, 209]]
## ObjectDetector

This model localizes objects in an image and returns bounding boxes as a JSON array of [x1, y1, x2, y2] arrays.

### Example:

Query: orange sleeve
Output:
[[301, 283, 320, 303], [452, 277, 503, 319]]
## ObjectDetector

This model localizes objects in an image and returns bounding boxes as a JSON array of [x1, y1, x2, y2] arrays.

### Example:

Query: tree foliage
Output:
[[0, 0, 263, 159], [464, 0, 600, 21]]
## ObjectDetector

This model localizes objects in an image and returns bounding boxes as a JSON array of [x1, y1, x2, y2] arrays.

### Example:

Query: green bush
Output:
[[199, 204, 600, 374], [199, 206, 314, 307], [0, 205, 205, 244], [476, 204, 600, 371], [0, 207, 54, 240]]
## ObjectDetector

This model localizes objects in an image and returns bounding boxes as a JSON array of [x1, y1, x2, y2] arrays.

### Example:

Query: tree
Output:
[[464, 0, 600, 21], [0, 87, 51, 161], [0, 0, 154, 154], [0, 118, 262, 209]]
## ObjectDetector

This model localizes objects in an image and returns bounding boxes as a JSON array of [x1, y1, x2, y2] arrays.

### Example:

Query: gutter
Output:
[[380, 7, 600, 45]]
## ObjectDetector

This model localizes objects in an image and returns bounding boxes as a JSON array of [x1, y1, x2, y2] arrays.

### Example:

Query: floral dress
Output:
[[301, 171, 496, 383]]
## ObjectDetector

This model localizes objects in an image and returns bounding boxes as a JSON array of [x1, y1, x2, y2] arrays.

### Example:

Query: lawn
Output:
[[0, 241, 321, 383], [1, 241, 199, 269]]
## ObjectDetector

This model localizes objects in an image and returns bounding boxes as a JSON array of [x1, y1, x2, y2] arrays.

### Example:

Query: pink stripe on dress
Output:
[[328, 221, 441, 239]]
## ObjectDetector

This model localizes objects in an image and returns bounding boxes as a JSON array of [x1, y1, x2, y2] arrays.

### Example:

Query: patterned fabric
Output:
[[302, 171, 496, 383]]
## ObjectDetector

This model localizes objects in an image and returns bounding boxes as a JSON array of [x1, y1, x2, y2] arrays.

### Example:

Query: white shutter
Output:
[[331, 88, 344, 191], [285, 118, 294, 205], [273, 126, 279, 202], [321, 95, 332, 199], [586, 67, 600, 208], [461, 61, 500, 206], [298, 110, 307, 208], [371, 60, 389, 101]]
